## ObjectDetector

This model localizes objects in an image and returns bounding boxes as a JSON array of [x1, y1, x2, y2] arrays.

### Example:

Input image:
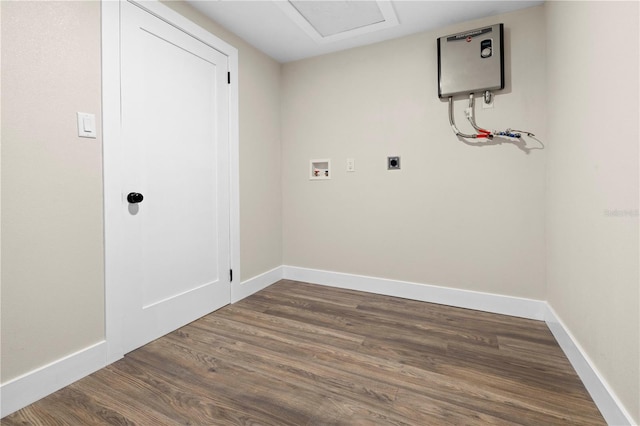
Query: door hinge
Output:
[[227, 72, 231, 85], [230, 269, 233, 282]]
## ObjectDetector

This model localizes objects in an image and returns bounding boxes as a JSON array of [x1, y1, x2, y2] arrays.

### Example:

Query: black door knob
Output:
[[127, 192, 144, 204]]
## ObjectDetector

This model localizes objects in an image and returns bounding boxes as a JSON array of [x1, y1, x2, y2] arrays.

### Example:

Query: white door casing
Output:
[[103, 0, 240, 362]]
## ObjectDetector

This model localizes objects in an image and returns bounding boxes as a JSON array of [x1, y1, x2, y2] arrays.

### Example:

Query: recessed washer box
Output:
[[310, 159, 331, 180], [437, 23, 504, 98]]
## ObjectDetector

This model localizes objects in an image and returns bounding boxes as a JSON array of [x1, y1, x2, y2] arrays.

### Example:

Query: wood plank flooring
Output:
[[3, 280, 605, 425]]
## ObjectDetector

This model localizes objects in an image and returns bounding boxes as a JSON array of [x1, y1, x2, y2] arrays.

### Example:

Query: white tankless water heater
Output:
[[437, 23, 504, 98]]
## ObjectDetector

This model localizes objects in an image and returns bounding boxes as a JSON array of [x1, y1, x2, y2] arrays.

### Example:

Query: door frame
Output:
[[102, 0, 240, 363]]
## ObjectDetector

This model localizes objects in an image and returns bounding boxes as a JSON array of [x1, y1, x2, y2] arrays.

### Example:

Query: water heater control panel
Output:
[[437, 23, 504, 98]]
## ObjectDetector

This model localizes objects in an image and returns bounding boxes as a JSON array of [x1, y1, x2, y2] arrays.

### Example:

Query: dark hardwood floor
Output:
[[3, 280, 605, 425]]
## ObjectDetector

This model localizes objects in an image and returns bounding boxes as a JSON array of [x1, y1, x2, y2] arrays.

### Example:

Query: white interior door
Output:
[[119, 0, 230, 353]]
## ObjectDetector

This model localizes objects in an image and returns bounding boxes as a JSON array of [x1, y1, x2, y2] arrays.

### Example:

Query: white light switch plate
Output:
[[77, 112, 97, 138]]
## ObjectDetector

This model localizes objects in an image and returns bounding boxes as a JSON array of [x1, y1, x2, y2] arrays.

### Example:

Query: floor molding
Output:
[[1, 265, 287, 418], [232, 266, 283, 303], [0, 341, 107, 418], [3, 268, 634, 424], [545, 305, 636, 426], [282, 265, 635, 426], [282, 265, 547, 320]]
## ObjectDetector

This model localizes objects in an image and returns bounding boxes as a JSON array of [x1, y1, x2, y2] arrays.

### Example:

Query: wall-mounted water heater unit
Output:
[[437, 23, 533, 142], [437, 23, 504, 98]]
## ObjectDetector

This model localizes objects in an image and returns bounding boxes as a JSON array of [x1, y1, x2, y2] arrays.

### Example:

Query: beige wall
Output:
[[1, 1, 104, 382], [282, 6, 547, 299], [163, 1, 283, 282], [545, 1, 639, 422], [2, 1, 637, 421]]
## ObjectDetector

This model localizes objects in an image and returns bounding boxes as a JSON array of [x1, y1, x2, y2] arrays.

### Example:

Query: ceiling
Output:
[[186, 1, 543, 63]]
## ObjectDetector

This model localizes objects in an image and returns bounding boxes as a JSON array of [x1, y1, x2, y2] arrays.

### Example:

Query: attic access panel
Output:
[[437, 23, 504, 98], [276, 0, 399, 44]]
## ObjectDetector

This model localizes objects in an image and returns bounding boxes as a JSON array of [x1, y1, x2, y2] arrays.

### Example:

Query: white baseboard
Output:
[[282, 265, 547, 320], [231, 266, 283, 303], [0, 267, 285, 418], [2, 268, 634, 425], [0, 340, 107, 418], [545, 305, 636, 426], [283, 265, 635, 425]]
